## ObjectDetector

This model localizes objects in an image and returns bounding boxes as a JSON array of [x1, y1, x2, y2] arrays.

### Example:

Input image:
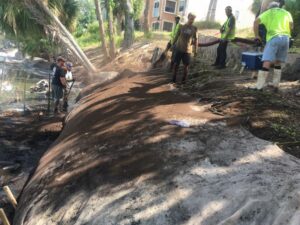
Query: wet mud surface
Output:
[[0, 111, 63, 221]]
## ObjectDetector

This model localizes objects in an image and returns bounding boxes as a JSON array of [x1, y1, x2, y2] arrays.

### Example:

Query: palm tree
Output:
[[106, 0, 117, 58], [94, 0, 110, 59], [0, 0, 96, 74], [143, 0, 150, 33], [122, 0, 135, 48], [206, 0, 218, 22]]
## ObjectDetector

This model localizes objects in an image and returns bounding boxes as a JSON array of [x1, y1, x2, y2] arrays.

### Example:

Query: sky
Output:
[[187, 0, 255, 28]]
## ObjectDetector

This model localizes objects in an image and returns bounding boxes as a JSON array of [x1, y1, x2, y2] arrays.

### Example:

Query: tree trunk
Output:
[[206, 0, 218, 22], [144, 0, 150, 33], [94, 0, 110, 59], [106, 0, 116, 58], [122, 0, 135, 48], [29, 0, 97, 74]]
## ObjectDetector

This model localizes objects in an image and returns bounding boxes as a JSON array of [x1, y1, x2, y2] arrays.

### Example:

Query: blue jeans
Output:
[[262, 35, 289, 63]]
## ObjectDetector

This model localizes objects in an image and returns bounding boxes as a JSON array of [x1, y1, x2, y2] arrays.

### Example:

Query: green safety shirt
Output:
[[221, 15, 236, 40], [170, 23, 181, 44], [259, 8, 293, 42]]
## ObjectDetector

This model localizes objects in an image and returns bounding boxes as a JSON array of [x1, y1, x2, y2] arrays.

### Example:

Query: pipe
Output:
[[198, 37, 259, 47], [3, 186, 18, 209], [0, 209, 11, 225]]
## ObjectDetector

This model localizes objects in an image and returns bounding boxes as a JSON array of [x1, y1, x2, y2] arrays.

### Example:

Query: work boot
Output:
[[172, 76, 176, 83], [271, 69, 282, 89], [256, 70, 268, 90], [169, 61, 175, 72], [216, 65, 226, 70]]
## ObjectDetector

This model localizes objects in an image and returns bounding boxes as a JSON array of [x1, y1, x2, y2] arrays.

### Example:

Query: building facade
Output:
[[148, 0, 189, 32]]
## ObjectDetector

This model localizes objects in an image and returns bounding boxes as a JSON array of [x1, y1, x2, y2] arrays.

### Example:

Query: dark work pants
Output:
[[214, 40, 228, 66]]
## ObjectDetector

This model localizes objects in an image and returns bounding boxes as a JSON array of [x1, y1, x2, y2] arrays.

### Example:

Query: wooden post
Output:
[[3, 186, 17, 209], [0, 209, 11, 225]]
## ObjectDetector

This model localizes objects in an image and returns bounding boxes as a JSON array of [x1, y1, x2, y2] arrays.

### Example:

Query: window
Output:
[[163, 21, 174, 32], [235, 10, 240, 21], [165, 0, 176, 14], [153, 0, 160, 17], [178, 0, 185, 12], [152, 22, 160, 30]]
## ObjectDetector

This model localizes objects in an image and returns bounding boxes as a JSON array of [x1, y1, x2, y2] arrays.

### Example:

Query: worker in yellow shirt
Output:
[[254, 2, 293, 90], [169, 15, 182, 71], [212, 6, 236, 69]]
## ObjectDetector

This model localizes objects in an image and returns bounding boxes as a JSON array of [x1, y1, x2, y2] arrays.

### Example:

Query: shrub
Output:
[[194, 21, 221, 30]]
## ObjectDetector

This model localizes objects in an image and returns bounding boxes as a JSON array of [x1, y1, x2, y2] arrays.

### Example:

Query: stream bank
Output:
[[0, 52, 80, 222]]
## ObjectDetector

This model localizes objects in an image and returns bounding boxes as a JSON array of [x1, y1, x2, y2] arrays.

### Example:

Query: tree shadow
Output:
[[14, 68, 300, 225]]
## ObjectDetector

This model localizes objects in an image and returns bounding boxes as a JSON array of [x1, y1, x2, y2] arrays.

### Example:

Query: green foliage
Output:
[[132, 0, 144, 20], [251, 0, 262, 15], [194, 21, 221, 30], [76, 21, 101, 48], [286, 0, 300, 39], [0, 0, 80, 57], [75, 0, 97, 37]]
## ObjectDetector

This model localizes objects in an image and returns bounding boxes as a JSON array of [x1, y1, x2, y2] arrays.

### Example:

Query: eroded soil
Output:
[[180, 59, 300, 158]]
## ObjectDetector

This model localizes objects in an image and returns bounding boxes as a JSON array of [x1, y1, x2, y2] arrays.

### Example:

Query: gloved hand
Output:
[[254, 38, 262, 47], [220, 38, 228, 43], [167, 41, 172, 50]]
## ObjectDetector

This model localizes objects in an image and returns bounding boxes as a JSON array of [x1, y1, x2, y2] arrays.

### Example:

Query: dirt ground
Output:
[[0, 110, 63, 221], [179, 58, 300, 158], [2, 40, 300, 224], [13, 43, 300, 225]]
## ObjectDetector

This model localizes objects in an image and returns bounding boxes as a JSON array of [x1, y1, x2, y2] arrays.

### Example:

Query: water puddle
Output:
[[0, 60, 81, 218], [0, 62, 80, 113]]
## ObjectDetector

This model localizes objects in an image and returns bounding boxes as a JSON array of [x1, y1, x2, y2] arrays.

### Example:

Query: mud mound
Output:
[[14, 68, 300, 225]]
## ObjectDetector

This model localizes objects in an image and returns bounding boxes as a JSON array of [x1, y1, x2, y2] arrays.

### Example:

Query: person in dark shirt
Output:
[[50, 56, 57, 75], [52, 56, 67, 113], [172, 13, 198, 84]]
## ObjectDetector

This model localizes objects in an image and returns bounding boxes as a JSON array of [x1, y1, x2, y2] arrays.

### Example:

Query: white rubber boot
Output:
[[272, 69, 282, 88], [256, 70, 268, 90]]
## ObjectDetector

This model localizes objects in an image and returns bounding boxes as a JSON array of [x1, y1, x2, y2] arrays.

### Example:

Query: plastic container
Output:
[[241, 52, 263, 70]]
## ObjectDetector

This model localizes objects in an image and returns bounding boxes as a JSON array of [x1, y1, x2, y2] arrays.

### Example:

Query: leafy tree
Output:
[[251, 0, 262, 15], [75, 0, 97, 37], [94, 0, 110, 58], [105, 0, 117, 58], [132, 0, 144, 20], [286, 0, 300, 38], [0, 0, 96, 73], [122, 0, 135, 48]]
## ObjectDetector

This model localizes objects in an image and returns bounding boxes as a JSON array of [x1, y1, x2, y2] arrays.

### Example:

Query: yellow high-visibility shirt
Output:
[[259, 8, 293, 42]]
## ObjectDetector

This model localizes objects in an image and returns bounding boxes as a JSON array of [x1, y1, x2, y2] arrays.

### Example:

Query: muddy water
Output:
[[0, 63, 50, 113], [0, 61, 80, 221], [0, 62, 81, 113]]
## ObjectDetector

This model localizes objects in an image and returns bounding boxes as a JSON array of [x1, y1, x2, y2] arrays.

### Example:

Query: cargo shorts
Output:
[[262, 35, 289, 63], [174, 50, 191, 66]]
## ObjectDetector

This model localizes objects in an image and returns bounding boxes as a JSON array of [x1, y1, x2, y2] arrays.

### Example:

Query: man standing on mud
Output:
[[52, 57, 67, 113], [254, 2, 293, 90], [172, 13, 197, 84], [212, 6, 236, 69]]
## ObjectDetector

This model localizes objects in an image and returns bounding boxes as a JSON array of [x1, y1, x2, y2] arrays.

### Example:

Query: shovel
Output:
[[63, 79, 75, 111], [153, 42, 172, 67]]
